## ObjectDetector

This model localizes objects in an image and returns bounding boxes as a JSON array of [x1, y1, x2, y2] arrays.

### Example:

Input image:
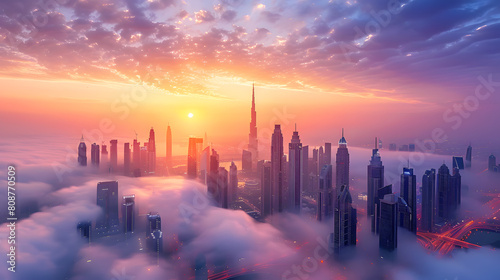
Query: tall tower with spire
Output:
[[288, 125, 303, 214], [78, 135, 87, 166], [248, 83, 258, 166], [336, 129, 350, 194], [368, 137, 384, 220], [148, 127, 156, 175]]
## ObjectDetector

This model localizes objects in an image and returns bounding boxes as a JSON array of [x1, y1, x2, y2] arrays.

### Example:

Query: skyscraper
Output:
[[96, 181, 120, 236], [336, 129, 350, 194], [124, 143, 131, 176], [488, 154, 497, 172], [324, 143, 332, 165], [166, 125, 172, 169], [187, 137, 203, 179], [318, 146, 324, 172], [229, 161, 238, 208], [261, 161, 272, 218], [422, 169, 436, 232], [271, 125, 284, 214], [379, 194, 398, 253], [110, 140, 118, 172], [465, 144, 472, 168], [317, 165, 333, 222], [301, 145, 309, 194], [218, 167, 229, 209], [148, 128, 156, 175], [288, 126, 303, 214], [133, 139, 141, 176], [122, 195, 135, 234], [91, 143, 100, 166], [101, 144, 108, 161], [373, 184, 392, 233], [368, 138, 384, 219], [333, 185, 357, 255], [77, 221, 91, 243], [452, 156, 465, 170], [437, 164, 461, 222], [242, 150, 252, 172], [78, 135, 87, 166], [207, 149, 219, 203], [146, 212, 162, 264], [400, 167, 417, 234], [248, 83, 258, 167]]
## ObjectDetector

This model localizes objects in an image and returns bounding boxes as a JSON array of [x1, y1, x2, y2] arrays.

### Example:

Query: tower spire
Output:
[[342, 128, 344, 138]]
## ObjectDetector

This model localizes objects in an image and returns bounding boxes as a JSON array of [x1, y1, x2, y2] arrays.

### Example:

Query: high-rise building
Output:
[[96, 181, 120, 236], [78, 136, 87, 166], [260, 161, 272, 218], [324, 143, 332, 165], [146, 212, 162, 264], [229, 161, 238, 208], [288, 127, 303, 214], [218, 167, 229, 209], [77, 221, 91, 243], [437, 164, 461, 222], [133, 139, 141, 176], [166, 125, 172, 169], [333, 185, 357, 255], [91, 143, 100, 166], [452, 156, 465, 170], [110, 140, 118, 172], [301, 145, 309, 194], [488, 154, 497, 172], [242, 150, 252, 172], [122, 195, 135, 234], [368, 138, 384, 219], [465, 144, 472, 168], [379, 194, 398, 252], [248, 83, 258, 167], [400, 168, 417, 234], [421, 169, 436, 232], [317, 165, 333, 222], [373, 184, 392, 233], [124, 143, 131, 176], [207, 149, 219, 201], [318, 146, 324, 172], [101, 144, 108, 160], [409, 144, 416, 152], [389, 143, 397, 151], [187, 137, 203, 179], [148, 128, 156, 175], [200, 146, 211, 184], [140, 144, 149, 176], [271, 125, 284, 214], [336, 129, 350, 195]]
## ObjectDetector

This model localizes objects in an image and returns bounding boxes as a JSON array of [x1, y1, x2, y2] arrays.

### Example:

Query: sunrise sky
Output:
[[1, 0, 500, 154]]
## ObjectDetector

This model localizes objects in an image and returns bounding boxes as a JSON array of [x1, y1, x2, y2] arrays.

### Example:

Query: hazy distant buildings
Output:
[[336, 129, 350, 195], [218, 167, 229, 209], [271, 125, 284, 214], [333, 185, 357, 255], [91, 143, 99, 166], [96, 181, 120, 236], [288, 127, 303, 214], [261, 161, 272, 218], [229, 161, 238, 208], [187, 137, 203, 179], [437, 164, 461, 222], [122, 195, 135, 234], [124, 143, 131, 176], [133, 139, 141, 176], [421, 169, 436, 232], [368, 138, 384, 223], [389, 143, 397, 151], [242, 150, 252, 172], [78, 136, 87, 166], [409, 144, 416, 152], [324, 143, 332, 166], [77, 221, 91, 243], [488, 154, 497, 172], [110, 140, 118, 172], [379, 194, 398, 252], [317, 165, 333, 222], [465, 144, 472, 169], [148, 128, 156, 175], [101, 144, 108, 161], [400, 168, 417, 234]]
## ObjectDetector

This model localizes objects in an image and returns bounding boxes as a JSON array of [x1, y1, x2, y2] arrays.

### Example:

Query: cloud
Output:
[[194, 10, 215, 24]]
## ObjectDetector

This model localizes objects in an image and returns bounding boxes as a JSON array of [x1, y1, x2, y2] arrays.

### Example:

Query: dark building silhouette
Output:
[[248, 83, 258, 168], [91, 143, 100, 166], [437, 164, 462, 222], [379, 194, 398, 252], [187, 137, 203, 179], [400, 168, 417, 234], [96, 181, 120, 236], [301, 145, 309, 194], [166, 125, 172, 170], [77, 221, 91, 243], [148, 128, 156, 175], [333, 185, 357, 255], [317, 165, 333, 222], [194, 254, 208, 280], [229, 161, 238, 208], [78, 136, 87, 166], [218, 167, 229, 209], [124, 143, 131, 176], [140, 144, 149, 175], [421, 169, 436, 232], [389, 143, 397, 151], [373, 184, 392, 233], [324, 143, 332, 166], [101, 144, 108, 161], [271, 125, 284, 214], [110, 140, 118, 172], [133, 139, 141, 176], [261, 161, 272, 218], [409, 144, 416, 152], [452, 156, 465, 170], [488, 154, 497, 172], [207, 149, 219, 202], [122, 195, 135, 234], [146, 212, 162, 264], [368, 138, 384, 220], [465, 144, 472, 169], [318, 146, 324, 173], [336, 129, 350, 196], [288, 126, 303, 214], [242, 150, 252, 172]]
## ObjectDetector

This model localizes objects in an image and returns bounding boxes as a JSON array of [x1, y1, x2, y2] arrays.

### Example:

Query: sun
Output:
[[188, 112, 194, 118]]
